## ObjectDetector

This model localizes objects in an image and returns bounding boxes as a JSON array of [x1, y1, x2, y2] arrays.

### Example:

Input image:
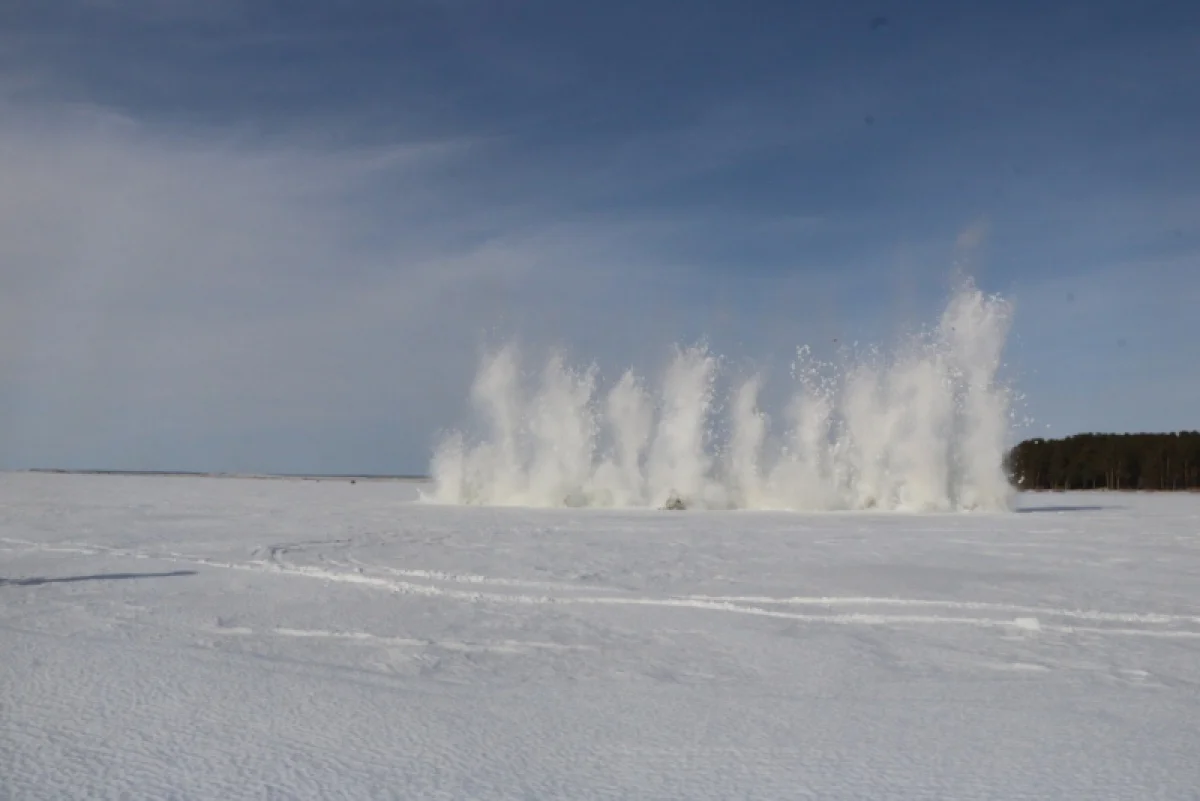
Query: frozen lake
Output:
[[3, 473, 1199, 799]]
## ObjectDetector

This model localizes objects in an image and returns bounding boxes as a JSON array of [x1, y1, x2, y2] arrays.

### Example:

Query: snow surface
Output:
[[3, 472, 1200, 799]]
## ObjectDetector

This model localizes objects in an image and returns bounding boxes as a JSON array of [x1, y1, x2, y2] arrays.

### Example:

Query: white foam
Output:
[[427, 280, 1016, 511]]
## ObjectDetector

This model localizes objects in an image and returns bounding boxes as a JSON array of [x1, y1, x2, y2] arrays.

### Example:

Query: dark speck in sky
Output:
[[870, 16, 889, 31]]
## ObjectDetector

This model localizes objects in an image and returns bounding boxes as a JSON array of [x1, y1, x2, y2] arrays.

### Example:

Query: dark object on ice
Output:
[[1016, 505, 1111, 514], [662, 494, 687, 511], [1, 570, 197, 587]]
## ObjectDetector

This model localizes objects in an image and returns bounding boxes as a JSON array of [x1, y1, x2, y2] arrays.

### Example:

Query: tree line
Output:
[[1007, 432, 1200, 491]]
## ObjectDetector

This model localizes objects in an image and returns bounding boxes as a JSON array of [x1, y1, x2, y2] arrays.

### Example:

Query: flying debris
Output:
[[427, 281, 1016, 513]]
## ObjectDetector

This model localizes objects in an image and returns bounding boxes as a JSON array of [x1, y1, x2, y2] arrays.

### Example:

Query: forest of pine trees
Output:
[[1007, 432, 1200, 491]]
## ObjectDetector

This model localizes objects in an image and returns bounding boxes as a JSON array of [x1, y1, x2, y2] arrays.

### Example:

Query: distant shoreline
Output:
[[1021, 487, 1200, 493], [15, 471, 1199, 492], [22, 469, 430, 482]]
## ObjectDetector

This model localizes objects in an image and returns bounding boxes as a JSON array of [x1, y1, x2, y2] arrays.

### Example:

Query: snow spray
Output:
[[427, 280, 1015, 512]]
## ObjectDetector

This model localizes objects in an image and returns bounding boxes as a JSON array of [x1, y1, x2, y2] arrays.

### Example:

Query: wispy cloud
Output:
[[0, 93, 861, 472], [0, 98, 496, 468], [0, 1, 1197, 472]]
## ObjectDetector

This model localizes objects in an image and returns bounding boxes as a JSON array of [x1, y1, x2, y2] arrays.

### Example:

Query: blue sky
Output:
[[0, 0, 1196, 474]]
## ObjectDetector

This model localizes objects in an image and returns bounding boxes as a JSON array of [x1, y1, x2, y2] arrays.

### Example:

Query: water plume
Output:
[[427, 281, 1016, 512]]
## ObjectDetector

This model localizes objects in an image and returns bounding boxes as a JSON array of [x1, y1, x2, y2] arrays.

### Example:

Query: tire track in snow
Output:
[[343, 557, 627, 595], [160, 557, 1200, 638], [203, 624, 593, 653], [7, 537, 1200, 638], [677, 594, 1200, 625]]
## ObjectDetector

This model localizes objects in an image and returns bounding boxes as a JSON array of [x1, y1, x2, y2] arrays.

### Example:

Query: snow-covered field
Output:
[[3, 473, 1199, 800]]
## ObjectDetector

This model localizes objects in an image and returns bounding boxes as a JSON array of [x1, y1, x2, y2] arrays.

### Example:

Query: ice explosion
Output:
[[427, 282, 1016, 512]]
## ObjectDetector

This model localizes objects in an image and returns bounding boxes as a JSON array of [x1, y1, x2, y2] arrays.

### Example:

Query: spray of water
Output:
[[427, 281, 1016, 512]]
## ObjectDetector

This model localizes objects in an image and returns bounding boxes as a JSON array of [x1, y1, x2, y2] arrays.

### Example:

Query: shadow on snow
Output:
[[0, 570, 197, 587], [1015, 505, 1116, 514]]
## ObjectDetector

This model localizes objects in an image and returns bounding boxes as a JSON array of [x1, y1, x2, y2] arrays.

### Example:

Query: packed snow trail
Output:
[[3, 473, 1200, 799]]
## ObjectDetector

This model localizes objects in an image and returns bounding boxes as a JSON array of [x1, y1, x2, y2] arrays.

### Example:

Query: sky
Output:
[[0, 0, 1197, 474]]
